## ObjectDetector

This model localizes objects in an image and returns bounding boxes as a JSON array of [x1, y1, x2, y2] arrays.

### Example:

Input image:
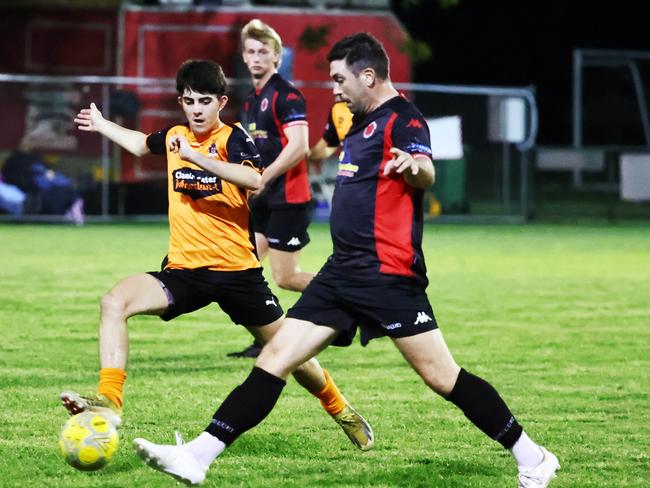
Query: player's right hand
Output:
[[74, 102, 103, 132]]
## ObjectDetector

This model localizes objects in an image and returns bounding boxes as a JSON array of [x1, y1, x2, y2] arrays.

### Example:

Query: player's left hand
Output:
[[384, 147, 419, 177], [168, 135, 195, 162], [250, 173, 269, 197]]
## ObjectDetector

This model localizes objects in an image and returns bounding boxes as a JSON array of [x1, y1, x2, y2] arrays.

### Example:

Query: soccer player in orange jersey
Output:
[[308, 95, 353, 210], [60, 60, 373, 454], [308, 94, 353, 170]]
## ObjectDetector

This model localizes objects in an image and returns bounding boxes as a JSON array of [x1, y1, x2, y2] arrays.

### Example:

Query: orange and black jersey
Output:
[[322, 101, 353, 148], [243, 73, 311, 208], [146, 123, 262, 271]]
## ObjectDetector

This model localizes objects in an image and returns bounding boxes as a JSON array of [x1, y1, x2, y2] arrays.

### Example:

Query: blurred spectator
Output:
[[0, 177, 26, 216], [1, 148, 84, 224]]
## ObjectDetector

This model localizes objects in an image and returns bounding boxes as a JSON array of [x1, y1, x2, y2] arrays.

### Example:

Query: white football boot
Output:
[[133, 432, 208, 486], [518, 446, 560, 488]]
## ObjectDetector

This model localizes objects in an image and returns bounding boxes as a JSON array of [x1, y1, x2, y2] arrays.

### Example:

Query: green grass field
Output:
[[1, 222, 648, 487]]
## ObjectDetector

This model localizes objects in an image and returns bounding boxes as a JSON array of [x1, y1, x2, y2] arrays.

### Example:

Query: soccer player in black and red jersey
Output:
[[227, 19, 315, 359], [134, 36, 560, 488]]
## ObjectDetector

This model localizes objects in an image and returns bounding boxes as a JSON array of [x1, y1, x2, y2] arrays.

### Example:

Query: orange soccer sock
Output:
[[313, 369, 347, 417], [98, 368, 127, 409]]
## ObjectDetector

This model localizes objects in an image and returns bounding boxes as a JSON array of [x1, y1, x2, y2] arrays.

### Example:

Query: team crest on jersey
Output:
[[208, 143, 218, 157], [260, 98, 269, 112], [363, 121, 377, 139], [173, 167, 222, 200]]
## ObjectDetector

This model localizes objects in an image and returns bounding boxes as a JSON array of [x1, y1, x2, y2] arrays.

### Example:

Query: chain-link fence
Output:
[[0, 74, 544, 223], [2, 73, 647, 223]]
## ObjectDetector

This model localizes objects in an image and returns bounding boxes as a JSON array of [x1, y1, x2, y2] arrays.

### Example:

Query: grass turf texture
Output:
[[0, 222, 648, 487]]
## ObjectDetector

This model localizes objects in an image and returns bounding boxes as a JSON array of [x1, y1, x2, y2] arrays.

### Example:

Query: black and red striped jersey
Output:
[[243, 73, 311, 208], [328, 96, 433, 286]]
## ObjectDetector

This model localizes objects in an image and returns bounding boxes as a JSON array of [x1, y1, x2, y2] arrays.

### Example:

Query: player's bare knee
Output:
[[272, 271, 297, 291], [100, 291, 128, 319], [257, 338, 281, 361], [256, 341, 296, 378]]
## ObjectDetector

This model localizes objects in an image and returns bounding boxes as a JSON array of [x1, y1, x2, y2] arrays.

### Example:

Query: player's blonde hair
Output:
[[241, 19, 283, 67]]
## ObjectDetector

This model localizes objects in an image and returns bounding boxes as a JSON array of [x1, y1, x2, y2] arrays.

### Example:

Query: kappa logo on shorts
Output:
[[287, 237, 301, 246], [265, 297, 277, 307], [414, 312, 433, 325]]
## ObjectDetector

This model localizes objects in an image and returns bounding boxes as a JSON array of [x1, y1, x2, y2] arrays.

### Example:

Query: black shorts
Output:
[[286, 265, 437, 346], [250, 202, 311, 252], [148, 267, 283, 326]]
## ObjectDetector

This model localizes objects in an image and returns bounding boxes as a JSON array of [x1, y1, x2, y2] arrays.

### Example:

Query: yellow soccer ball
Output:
[[59, 411, 119, 471]]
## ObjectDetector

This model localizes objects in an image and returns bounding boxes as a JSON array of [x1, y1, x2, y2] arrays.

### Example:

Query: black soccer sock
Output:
[[205, 366, 286, 446], [445, 368, 523, 449]]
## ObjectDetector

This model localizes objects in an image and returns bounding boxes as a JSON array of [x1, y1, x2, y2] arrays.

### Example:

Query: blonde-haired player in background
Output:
[[227, 19, 316, 359]]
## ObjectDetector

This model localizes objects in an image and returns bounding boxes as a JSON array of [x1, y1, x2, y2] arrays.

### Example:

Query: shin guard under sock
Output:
[[205, 367, 286, 446], [445, 368, 523, 449]]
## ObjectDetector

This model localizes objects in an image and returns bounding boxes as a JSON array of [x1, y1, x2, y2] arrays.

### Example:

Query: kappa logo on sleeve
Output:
[[406, 118, 424, 129], [173, 167, 222, 200], [286, 92, 300, 101]]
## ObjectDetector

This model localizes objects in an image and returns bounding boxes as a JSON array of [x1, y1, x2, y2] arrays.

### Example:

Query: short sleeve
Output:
[[322, 110, 340, 147], [226, 126, 263, 170], [391, 113, 432, 159], [146, 127, 173, 155], [275, 87, 307, 128]]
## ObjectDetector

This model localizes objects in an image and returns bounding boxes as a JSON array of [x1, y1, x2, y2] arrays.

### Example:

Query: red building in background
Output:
[[0, 4, 411, 183]]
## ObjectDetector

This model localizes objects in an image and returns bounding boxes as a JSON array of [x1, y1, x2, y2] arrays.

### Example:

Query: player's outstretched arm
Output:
[[383, 147, 435, 189], [74, 102, 150, 157], [169, 135, 261, 191]]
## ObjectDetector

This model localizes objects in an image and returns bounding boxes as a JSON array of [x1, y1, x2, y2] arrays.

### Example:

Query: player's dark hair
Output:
[[176, 60, 227, 96], [327, 33, 389, 80]]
